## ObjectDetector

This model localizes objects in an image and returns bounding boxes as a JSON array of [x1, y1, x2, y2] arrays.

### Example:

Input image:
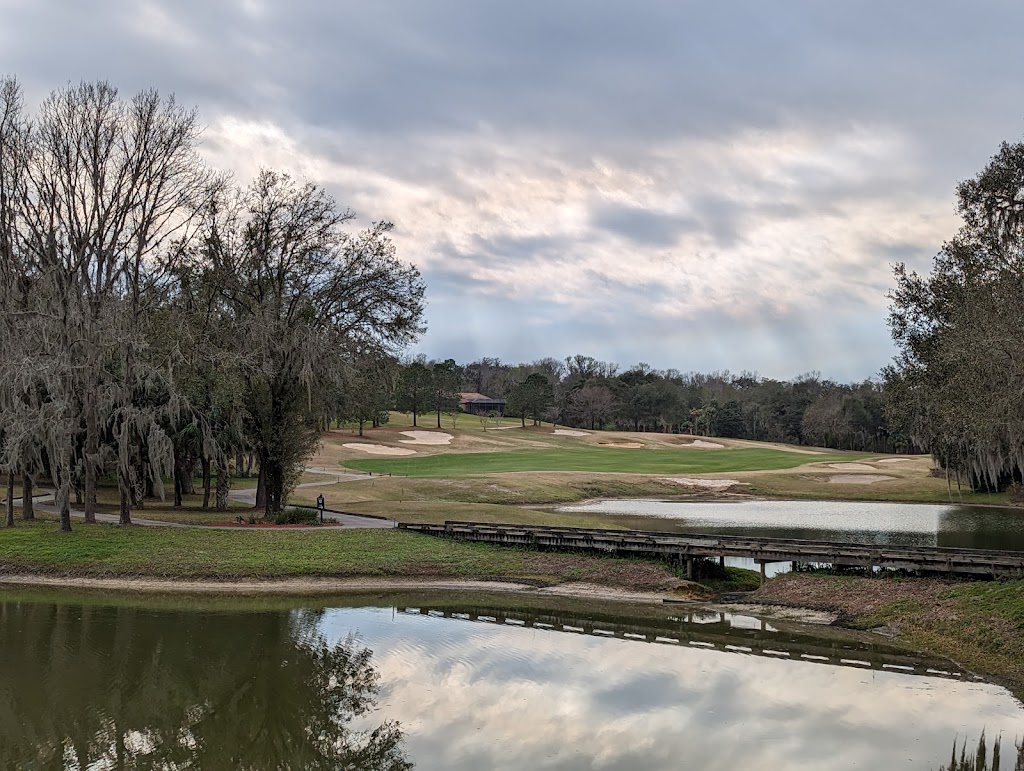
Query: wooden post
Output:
[[718, 556, 725, 568], [759, 561, 766, 585], [686, 558, 694, 580]]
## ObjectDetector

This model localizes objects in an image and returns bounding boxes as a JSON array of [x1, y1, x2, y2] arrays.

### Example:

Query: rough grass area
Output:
[[751, 573, 1024, 699], [0, 521, 686, 591], [345, 446, 855, 477]]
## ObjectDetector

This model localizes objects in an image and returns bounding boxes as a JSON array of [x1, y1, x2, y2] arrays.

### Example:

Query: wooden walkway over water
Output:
[[398, 604, 968, 680], [398, 521, 1024, 579]]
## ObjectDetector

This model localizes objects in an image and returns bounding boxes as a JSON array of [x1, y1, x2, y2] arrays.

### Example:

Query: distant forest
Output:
[[369, 355, 902, 455]]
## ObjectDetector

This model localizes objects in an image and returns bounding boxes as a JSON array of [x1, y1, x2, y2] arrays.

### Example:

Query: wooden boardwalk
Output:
[[398, 604, 968, 681], [398, 520, 1024, 579]]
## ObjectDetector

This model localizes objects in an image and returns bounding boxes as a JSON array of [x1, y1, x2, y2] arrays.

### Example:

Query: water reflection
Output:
[[558, 499, 1024, 551], [0, 601, 410, 770], [3, 591, 1024, 770]]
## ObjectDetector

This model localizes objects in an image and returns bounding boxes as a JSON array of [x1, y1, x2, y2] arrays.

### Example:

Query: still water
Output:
[[558, 499, 1024, 551], [1, 591, 1022, 770]]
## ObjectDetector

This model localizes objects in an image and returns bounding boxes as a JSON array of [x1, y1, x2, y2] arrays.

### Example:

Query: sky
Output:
[[2, 1, 1023, 382]]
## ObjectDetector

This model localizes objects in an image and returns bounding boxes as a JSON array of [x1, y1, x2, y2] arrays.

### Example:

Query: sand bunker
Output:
[[342, 443, 417, 456], [876, 457, 916, 464], [600, 442, 644, 448], [687, 440, 725, 449], [553, 429, 591, 437], [828, 463, 878, 472], [399, 430, 453, 445], [828, 474, 896, 485], [662, 477, 745, 490]]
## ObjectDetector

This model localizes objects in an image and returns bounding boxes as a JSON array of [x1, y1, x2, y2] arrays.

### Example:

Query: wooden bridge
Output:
[[398, 520, 1024, 579], [397, 604, 969, 681]]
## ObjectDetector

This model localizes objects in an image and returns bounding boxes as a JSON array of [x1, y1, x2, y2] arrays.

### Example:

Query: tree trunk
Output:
[[21, 474, 33, 520], [215, 457, 230, 511], [119, 473, 132, 525], [181, 459, 196, 495], [84, 391, 98, 523], [412, 407, 417, 427], [520, 414, 526, 428], [173, 444, 184, 508], [436, 408, 441, 429], [60, 496, 71, 533], [246, 454, 255, 477], [235, 451, 245, 477], [255, 462, 267, 511], [5, 471, 13, 528], [358, 420, 365, 437], [263, 456, 286, 518], [201, 457, 211, 509]]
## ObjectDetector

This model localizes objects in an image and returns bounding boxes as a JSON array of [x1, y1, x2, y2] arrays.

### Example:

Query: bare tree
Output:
[[202, 172, 425, 517]]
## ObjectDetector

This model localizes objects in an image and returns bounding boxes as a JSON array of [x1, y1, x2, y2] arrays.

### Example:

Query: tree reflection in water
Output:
[[933, 731, 1024, 770], [0, 601, 412, 770]]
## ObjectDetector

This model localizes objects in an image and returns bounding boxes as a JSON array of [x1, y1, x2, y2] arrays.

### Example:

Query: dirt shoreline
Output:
[[0, 573, 671, 604], [0, 572, 838, 623]]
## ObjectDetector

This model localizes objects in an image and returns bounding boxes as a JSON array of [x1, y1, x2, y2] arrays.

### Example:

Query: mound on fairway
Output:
[[343, 446, 854, 478]]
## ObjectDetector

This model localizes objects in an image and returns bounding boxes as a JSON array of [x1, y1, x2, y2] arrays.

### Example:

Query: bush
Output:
[[273, 507, 320, 525]]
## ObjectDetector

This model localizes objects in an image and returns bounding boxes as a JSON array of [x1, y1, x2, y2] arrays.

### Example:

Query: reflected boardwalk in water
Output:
[[4, 590, 1024, 770], [396, 603, 968, 680]]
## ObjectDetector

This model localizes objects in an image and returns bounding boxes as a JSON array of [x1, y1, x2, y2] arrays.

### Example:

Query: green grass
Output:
[[345, 446, 855, 478], [0, 520, 684, 590]]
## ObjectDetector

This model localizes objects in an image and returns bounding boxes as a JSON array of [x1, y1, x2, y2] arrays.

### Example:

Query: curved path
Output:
[[12, 467, 395, 530]]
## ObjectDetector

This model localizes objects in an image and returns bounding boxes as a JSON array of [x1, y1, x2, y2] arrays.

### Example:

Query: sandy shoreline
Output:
[[0, 573, 839, 624], [0, 574, 670, 604]]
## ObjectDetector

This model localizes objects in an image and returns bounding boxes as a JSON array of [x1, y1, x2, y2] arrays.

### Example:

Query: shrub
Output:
[[273, 507, 320, 525]]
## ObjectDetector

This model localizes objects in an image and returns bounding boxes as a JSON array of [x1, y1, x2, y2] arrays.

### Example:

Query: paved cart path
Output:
[[12, 467, 395, 529]]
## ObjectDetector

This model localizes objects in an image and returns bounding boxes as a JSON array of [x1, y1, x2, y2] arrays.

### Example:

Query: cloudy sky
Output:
[[3, 1, 1022, 381]]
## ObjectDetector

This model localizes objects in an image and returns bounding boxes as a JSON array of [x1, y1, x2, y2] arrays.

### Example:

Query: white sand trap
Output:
[[876, 457, 917, 464], [828, 474, 896, 485], [342, 443, 417, 456], [490, 425, 521, 430], [399, 430, 454, 445], [828, 463, 878, 472], [600, 442, 644, 448], [662, 477, 746, 490], [687, 440, 725, 449], [553, 429, 591, 436]]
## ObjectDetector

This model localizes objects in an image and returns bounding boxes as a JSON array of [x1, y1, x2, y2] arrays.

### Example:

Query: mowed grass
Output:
[[0, 521, 684, 590], [345, 446, 855, 478]]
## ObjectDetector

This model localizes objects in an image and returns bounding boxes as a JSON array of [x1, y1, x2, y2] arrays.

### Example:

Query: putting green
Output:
[[344, 446, 851, 478]]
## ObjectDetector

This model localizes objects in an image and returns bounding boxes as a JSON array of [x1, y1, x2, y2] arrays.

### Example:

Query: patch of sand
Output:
[[599, 442, 644, 448], [0, 575, 676, 604], [553, 429, 591, 437], [399, 430, 454, 445], [489, 425, 521, 430], [828, 463, 878, 472], [342, 443, 417, 456], [876, 457, 917, 464], [661, 477, 746, 490], [687, 440, 725, 449], [828, 474, 897, 485]]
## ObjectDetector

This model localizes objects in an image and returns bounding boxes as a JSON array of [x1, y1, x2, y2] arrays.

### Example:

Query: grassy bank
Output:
[[0, 520, 700, 592], [753, 573, 1024, 699]]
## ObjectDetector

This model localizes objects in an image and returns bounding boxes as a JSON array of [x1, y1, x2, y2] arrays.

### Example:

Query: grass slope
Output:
[[345, 446, 854, 478], [0, 521, 685, 590]]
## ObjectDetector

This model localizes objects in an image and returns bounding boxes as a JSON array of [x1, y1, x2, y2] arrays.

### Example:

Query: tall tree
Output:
[[204, 172, 424, 516], [430, 359, 462, 429]]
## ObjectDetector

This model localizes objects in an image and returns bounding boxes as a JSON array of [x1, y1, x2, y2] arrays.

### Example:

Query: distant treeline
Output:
[[366, 355, 904, 454]]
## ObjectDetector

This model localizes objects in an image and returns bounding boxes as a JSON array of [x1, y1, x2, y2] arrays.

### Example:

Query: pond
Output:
[[557, 499, 1024, 551], [2, 590, 1022, 770]]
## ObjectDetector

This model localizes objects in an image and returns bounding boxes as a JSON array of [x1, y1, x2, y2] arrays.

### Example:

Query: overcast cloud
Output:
[[3, 0, 1022, 380]]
